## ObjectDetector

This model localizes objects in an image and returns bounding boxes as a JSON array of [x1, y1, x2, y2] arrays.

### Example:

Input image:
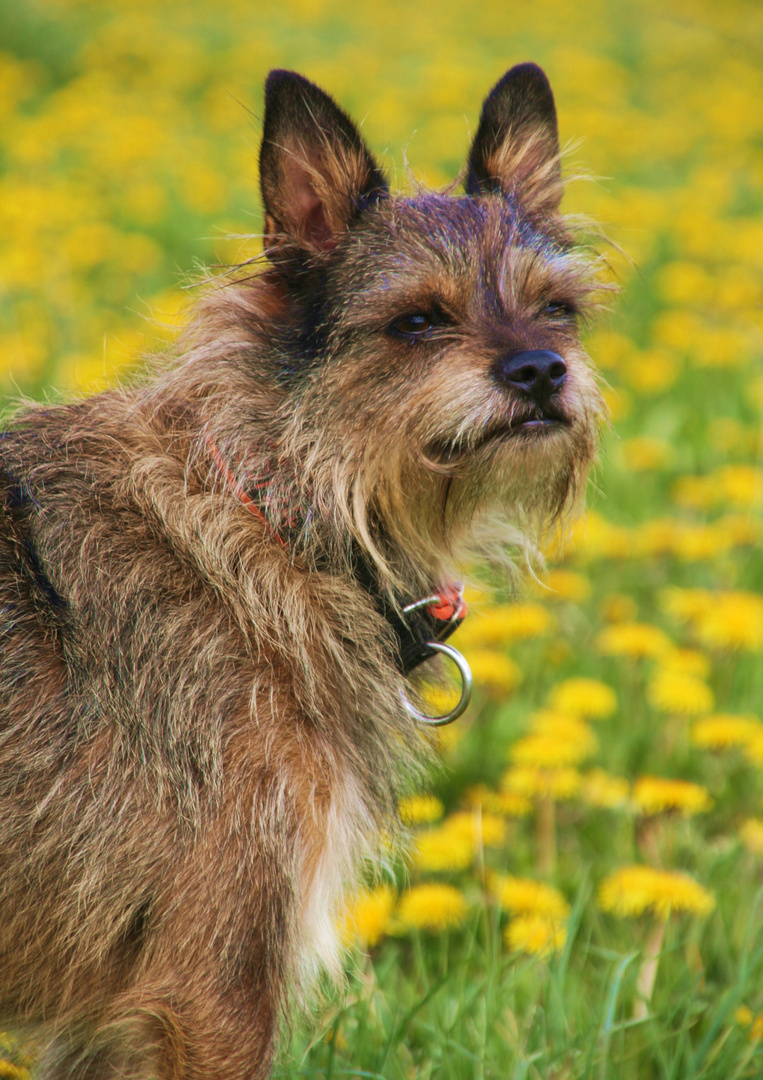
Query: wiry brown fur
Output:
[[0, 65, 607, 1078]]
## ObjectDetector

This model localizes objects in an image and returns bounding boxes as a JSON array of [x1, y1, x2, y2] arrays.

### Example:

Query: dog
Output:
[[0, 64, 605, 1078]]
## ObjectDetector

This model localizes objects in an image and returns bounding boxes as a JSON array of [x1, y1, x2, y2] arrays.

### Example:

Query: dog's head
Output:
[[255, 67, 607, 584]]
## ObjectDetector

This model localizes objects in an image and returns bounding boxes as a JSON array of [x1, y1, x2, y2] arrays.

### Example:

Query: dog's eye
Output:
[[388, 313, 435, 339], [544, 301, 577, 320]]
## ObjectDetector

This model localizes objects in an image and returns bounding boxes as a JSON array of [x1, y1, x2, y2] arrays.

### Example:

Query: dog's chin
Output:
[[429, 413, 571, 465]]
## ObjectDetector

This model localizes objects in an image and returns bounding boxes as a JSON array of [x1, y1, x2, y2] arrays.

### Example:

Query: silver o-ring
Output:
[[402, 642, 473, 726]]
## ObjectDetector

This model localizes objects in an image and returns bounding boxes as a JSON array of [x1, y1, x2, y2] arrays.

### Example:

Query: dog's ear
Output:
[[465, 63, 562, 214], [259, 70, 388, 255]]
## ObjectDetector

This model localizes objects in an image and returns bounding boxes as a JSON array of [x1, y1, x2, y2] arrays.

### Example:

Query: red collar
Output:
[[206, 434, 286, 548]]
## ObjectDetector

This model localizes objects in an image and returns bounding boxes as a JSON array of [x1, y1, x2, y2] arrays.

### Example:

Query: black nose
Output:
[[493, 349, 567, 404]]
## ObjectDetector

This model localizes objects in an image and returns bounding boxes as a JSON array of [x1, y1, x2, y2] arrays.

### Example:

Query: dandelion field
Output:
[[1, 0, 763, 1077]]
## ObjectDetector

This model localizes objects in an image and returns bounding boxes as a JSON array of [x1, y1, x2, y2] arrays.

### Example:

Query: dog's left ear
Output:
[[465, 63, 562, 214], [260, 70, 388, 255]]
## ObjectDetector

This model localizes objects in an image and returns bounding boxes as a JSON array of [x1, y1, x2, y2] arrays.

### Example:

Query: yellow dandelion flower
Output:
[[740, 819, 763, 856], [0, 1062, 31, 1080], [488, 874, 570, 919], [412, 809, 504, 872], [650, 309, 704, 351], [581, 768, 631, 809], [646, 670, 714, 715], [413, 825, 473, 873], [744, 732, 763, 768], [502, 765, 582, 802], [575, 512, 632, 560], [619, 436, 674, 472], [736, 1005, 755, 1028], [584, 328, 635, 370], [417, 682, 462, 717], [691, 714, 762, 750], [670, 523, 735, 562], [510, 725, 595, 769], [339, 885, 396, 949], [474, 812, 506, 847], [712, 465, 763, 508], [492, 790, 533, 816], [632, 776, 712, 817], [505, 914, 567, 957], [599, 865, 715, 921], [462, 603, 555, 646], [695, 326, 751, 369], [695, 592, 763, 652], [518, 711, 599, 763], [656, 260, 712, 305], [717, 514, 760, 547], [395, 794, 443, 825], [664, 588, 763, 646], [398, 794, 444, 826], [396, 883, 469, 932], [1, 1065, 30, 1080], [707, 418, 755, 455], [534, 568, 591, 603], [736, 1003, 763, 1041], [634, 517, 680, 558], [440, 810, 506, 848], [548, 677, 618, 719], [530, 707, 598, 738], [657, 648, 711, 679], [463, 785, 532, 818], [596, 622, 673, 659], [717, 265, 760, 314], [461, 649, 522, 694], [621, 347, 680, 395], [660, 587, 714, 623], [0, 1031, 33, 1080]]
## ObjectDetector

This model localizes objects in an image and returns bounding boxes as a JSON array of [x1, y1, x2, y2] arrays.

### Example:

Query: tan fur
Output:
[[0, 67, 607, 1078]]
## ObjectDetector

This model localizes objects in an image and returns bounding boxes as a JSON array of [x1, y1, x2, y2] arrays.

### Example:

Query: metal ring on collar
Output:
[[402, 595, 442, 614], [402, 642, 473, 726]]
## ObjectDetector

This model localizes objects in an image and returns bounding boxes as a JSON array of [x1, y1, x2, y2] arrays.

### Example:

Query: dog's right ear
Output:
[[259, 71, 388, 256]]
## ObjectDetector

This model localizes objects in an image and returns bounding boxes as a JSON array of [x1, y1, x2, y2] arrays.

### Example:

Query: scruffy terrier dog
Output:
[[0, 65, 605, 1077]]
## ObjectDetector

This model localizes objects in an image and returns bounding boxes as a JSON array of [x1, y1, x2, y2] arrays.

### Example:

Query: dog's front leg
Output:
[[39, 824, 290, 1080]]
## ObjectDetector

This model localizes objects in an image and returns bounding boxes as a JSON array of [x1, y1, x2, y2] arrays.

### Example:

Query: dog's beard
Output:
[[322, 408, 596, 594], [434, 420, 593, 566]]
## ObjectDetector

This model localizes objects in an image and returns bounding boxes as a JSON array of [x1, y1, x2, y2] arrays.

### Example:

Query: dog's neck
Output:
[[203, 432, 465, 675]]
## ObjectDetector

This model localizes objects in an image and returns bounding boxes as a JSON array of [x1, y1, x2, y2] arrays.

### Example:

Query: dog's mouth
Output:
[[428, 409, 569, 463]]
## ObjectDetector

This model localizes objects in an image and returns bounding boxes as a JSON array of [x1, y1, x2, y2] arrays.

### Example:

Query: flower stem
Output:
[[535, 795, 556, 877], [633, 919, 667, 1020]]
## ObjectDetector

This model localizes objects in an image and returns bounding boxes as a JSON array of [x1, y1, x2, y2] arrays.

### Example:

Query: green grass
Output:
[[276, 895, 763, 1079]]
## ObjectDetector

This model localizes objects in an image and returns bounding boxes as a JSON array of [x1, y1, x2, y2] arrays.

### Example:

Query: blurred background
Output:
[[1, 1, 763, 1077]]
